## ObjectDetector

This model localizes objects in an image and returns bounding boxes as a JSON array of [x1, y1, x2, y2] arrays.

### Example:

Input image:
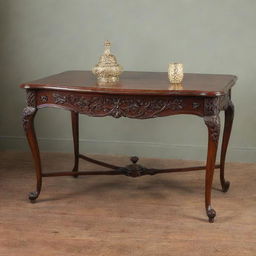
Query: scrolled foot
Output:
[[72, 165, 79, 178], [221, 181, 230, 193], [207, 208, 216, 223], [72, 171, 79, 178], [28, 191, 39, 203]]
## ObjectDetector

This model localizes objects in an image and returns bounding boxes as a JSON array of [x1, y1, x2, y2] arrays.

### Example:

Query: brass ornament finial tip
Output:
[[104, 40, 111, 47], [104, 40, 111, 55]]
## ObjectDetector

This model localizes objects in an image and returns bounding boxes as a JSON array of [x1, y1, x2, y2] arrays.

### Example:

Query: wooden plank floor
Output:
[[0, 152, 255, 256]]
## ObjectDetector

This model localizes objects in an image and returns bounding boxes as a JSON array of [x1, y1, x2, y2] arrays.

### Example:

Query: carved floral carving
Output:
[[204, 97, 219, 116], [40, 95, 48, 103], [204, 115, 220, 144], [118, 165, 157, 177], [204, 94, 230, 115], [118, 156, 157, 177], [26, 90, 36, 107], [192, 102, 200, 109], [52, 93, 184, 119], [22, 107, 36, 131]]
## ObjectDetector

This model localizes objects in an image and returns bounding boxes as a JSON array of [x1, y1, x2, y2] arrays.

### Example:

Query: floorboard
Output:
[[0, 152, 255, 256]]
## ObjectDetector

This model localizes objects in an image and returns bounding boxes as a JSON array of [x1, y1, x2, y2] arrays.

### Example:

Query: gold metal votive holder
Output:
[[168, 63, 184, 84]]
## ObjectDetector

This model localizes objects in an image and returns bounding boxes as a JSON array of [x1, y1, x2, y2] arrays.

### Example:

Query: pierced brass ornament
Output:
[[168, 63, 184, 84], [169, 83, 183, 90], [92, 41, 123, 85]]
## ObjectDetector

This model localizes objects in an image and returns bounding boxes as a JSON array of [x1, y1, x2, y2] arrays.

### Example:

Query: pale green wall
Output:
[[0, 0, 256, 162]]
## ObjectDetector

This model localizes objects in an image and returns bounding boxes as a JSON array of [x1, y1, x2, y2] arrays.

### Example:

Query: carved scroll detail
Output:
[[26, 90, 36, 107], [40, 95, 48, 103], [204, 115, 220, 144], [118, 156, 157, 177], [192, 102, 200, 109], [119, 165, 157, 177], [204, 98, 219, 115], [52, 93, 183, 119], [204, 94, 231, 115], [22, 107, 36, 131], [207, 207, 216, 223]]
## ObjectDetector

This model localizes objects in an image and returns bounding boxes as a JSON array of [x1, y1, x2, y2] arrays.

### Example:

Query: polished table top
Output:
[[21, 71, 237, 97]]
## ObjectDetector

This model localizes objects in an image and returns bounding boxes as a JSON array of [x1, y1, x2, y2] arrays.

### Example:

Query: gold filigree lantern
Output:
[[92, 41, 123, 85]]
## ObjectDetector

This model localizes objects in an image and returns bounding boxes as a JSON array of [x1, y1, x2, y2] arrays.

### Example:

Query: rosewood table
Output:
[[21, 71, 236, 223]]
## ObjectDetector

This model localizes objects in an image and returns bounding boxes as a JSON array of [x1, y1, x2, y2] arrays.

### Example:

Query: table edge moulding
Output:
[[20, 71, 237, 223]]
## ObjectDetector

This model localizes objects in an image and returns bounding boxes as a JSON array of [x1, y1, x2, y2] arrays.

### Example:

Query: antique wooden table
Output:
[[21, 71, 236, 222]]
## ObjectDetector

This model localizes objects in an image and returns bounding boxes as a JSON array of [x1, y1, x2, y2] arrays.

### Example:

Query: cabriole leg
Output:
[[220, 101, 234, 192], [204, 115, 220, 223], [71, 111, 79, 178], [22, 107, 42, 203]]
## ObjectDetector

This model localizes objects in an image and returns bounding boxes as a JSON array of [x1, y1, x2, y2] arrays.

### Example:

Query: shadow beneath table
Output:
[[35, 172, 201, 203]]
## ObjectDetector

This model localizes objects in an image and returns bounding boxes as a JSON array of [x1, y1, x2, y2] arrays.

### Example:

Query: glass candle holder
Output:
[[168, 63, 184, 83]]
